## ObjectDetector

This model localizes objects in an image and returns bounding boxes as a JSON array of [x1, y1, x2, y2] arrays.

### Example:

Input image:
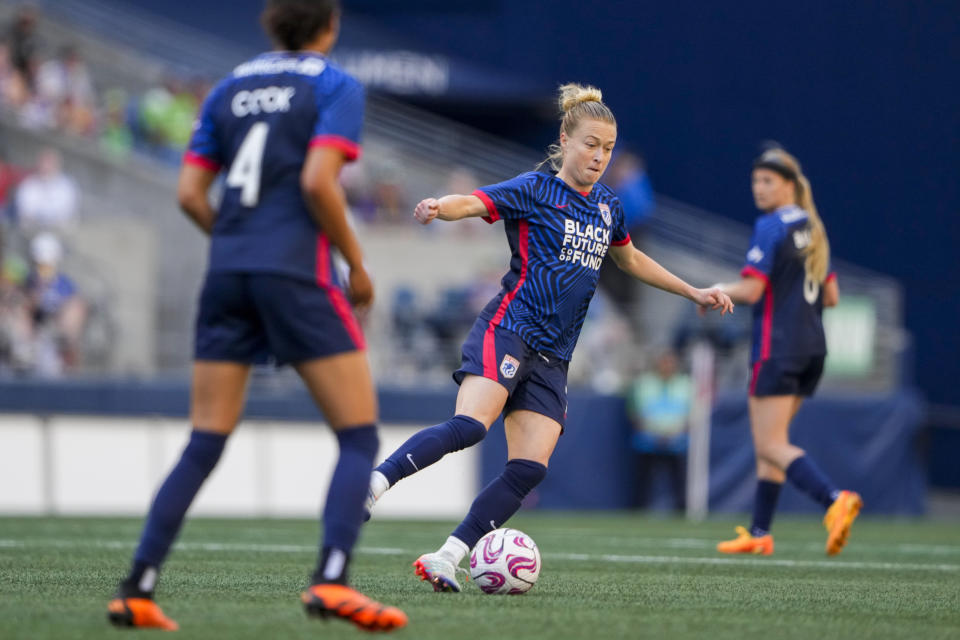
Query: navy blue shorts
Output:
[[194, 272, 364, 365], [750, 355, 825, 397], [453, 318, 569, 429]]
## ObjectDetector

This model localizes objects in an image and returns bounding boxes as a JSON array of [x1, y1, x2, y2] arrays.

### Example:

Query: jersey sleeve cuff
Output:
[[611, 233, 632, 247], [183, 151, 221, 172], [472, 189, 501, 223], [310, 135, 362, 162], [741, 265, 771, 284], [825, 271, 837, 283]]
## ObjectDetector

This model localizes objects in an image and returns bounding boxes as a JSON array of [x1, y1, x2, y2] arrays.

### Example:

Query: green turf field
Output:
[[1, 514, 958, 639]]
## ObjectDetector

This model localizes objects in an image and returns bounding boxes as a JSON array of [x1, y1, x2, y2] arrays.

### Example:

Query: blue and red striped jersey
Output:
[[741, 205, 835, 364], [186, 51, 363, 285], [473, 171, 631, 361]]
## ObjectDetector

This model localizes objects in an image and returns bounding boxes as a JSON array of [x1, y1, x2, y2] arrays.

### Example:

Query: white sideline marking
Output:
[[548, 534, 960, 556], [2, 538, 957, 572], [548, 552, 960, 572]]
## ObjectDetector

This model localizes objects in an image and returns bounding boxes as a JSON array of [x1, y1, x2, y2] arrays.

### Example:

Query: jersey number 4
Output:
[[226, 122, 269, 207]]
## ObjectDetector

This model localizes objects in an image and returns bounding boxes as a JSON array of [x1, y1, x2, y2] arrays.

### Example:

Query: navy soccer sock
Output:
[[451, 458, 547, 549], [313, 425, 379, 585], [786, 456, 839, 510], [749, 479, 782, 537], [123, 429, 227, 596], [375, 415, 487, 486]]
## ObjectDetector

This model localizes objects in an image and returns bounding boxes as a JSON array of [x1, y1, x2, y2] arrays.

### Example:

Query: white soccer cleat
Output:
[[412, 552, 467, 593]]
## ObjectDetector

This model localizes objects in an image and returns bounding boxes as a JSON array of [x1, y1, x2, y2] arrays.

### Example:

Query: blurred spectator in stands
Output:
[[370, 151, 407, 223], [567, 290, 632, 392], [23, 232, 86, 376], [99, 88, 134, 161], [1, 42, 30, 106], [425, 286, 477, 370], [0, 148, 27, 211], [599, 150, 655, 325], [340, 159, 378, 223], [0, 228, 32, 372], [607, 150, 655, 235], [672, 301, 748, 390], [137, 77, 198, 163], [342, 148, 409, 224], [13, 148, 78, 233], [3, 6, 39, 102], [391, 286, 420, 352], [30, 45, 96, 135], [627, 349, 691, 511]]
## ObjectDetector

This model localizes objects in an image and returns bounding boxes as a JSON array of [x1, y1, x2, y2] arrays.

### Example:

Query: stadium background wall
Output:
[[0, 382, 926, 516]]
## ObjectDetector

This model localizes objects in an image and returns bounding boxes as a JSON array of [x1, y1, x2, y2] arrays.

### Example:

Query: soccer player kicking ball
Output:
[[713, 147, 862, 556], [106, 0, 406, 631], [365, 83, 733, 592]]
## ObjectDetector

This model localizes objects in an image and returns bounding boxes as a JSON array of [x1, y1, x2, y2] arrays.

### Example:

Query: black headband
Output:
[[752, 158, 798, 182]]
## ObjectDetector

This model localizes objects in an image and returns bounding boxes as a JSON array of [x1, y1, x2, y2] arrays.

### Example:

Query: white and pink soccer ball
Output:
[[469, 528, 541, 594]]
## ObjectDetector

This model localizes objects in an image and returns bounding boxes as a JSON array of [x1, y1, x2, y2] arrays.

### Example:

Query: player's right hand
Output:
[[347, 265, 374, 311], [413, 198, 440, 225], [694, 287, 734, 316]]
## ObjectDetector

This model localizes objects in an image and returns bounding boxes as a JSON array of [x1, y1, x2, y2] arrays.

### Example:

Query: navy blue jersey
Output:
[[473, 171, 631, 361], [741, 205, 836, 364], [186, 51, 364, 285]]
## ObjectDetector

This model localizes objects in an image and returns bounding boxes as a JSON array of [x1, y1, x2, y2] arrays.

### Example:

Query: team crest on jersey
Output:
[[500, 354, 520, 379], [747, 245, 764, 263], [598, 202, 612, 226]]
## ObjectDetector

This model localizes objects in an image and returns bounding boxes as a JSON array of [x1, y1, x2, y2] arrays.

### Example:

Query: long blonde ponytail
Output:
[[754, 148, 830, 283], [796, 173, 830, 283], [540, 83, 616, 172]]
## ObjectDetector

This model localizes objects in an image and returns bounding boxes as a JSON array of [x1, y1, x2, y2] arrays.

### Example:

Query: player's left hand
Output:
[[693, 287, 734, 315], [347, 265, 374, 311]]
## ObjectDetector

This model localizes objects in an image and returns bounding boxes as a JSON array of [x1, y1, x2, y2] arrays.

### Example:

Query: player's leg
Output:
[[109, 361, 251, 630], [749, 396, 788, 538], [367, 319, 521, 515], [414, 409, 557, 593], [719, 361, 795, 555], [451, 408, 557, 548], [718, 450, 782, 555], [752, 394, 836, 509], [294, 352, 407, 631], [751, 362, 802, 530], [753, 393, 860, 554], [370, 374, 506, 496], [791, 356, 861, 554]]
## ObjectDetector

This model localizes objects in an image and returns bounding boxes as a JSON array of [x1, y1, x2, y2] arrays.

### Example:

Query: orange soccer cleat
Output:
[[301, 583, 408, 632], [824, 490, 863, 556], [716, 526, 774, 555], [107, 597, 179, 631]]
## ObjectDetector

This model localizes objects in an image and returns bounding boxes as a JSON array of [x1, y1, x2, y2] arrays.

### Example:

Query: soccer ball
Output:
[[469, 528, 541, 594]]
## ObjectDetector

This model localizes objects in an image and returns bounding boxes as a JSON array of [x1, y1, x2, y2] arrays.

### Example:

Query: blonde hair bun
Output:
[[559, 83, 604, 113]]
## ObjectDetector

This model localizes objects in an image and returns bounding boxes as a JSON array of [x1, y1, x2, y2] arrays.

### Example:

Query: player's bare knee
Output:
[[756, 459, 785, 482]]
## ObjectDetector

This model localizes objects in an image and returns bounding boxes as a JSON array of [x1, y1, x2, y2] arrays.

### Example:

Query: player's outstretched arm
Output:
[[609, 243, 733, 314], [711, 277, 765, 305], [413, 195, 487, 225], [302, 146, 373, 309], [176, 164, 218, 234]]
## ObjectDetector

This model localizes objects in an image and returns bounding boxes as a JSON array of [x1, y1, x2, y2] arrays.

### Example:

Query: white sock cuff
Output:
[[371, 470, 390, 498], [440, 536, 470, 565]]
